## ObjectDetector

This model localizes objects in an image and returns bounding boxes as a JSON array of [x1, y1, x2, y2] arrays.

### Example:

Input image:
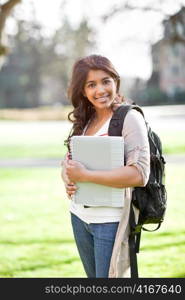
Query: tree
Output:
[[38, 17, 96, 106], [0, 0, 21, 60], [101, 0, 185, 44], [0, 18, 45, 108], [0, 17, 96, 108]]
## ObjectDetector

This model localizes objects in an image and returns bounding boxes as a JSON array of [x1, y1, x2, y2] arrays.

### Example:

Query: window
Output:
[[171, 44, 179, 56], [176, 22, 184, 37], [171, 66, 179, 75]]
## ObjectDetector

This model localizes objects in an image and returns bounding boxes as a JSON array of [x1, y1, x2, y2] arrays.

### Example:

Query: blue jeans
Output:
[[71, 213, 119, 278]]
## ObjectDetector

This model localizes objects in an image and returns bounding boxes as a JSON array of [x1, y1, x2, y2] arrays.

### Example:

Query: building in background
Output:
[[148, 6, 185, 97]]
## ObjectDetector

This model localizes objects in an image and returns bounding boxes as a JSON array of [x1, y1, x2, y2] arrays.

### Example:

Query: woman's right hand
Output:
[[61, 157, 72, 184], [65, 182, 78, 199], [61, 159, 78, 199]]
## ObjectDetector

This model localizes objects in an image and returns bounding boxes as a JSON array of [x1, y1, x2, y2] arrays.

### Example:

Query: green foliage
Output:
[[134, 86, 185, 106], [173, 91, 185, 104], [0, 20, 43, 108], [135, 87, 169, 106], [145, 87, 169, 105]]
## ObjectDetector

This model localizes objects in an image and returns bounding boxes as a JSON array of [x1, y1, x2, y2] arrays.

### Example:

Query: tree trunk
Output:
[[0, 0, 21, 63]]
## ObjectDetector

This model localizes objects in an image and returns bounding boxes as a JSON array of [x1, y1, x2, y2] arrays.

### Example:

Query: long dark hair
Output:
[[64, 54, 124, 151]]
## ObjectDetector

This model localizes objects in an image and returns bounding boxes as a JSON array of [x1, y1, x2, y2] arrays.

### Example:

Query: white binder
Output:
[[70, 136, 125, 207]]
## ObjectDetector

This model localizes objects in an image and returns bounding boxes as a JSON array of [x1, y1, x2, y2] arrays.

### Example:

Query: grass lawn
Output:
[[0, 121, 184, 158], [0, 163, 184, 278], [159, 130, 185, 154], [0, 167, 85, 277], [0, 121, 71, 159]]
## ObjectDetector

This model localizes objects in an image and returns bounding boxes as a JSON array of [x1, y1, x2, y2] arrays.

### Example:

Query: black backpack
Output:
[[108, 104, 167, 278]]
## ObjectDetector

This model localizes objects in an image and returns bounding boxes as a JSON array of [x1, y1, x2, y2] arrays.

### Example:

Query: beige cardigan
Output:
[[108, 109, 150, 277]]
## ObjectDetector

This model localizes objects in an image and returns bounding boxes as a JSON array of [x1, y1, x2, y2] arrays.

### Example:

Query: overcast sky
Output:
[[9, 0, 185, 79]]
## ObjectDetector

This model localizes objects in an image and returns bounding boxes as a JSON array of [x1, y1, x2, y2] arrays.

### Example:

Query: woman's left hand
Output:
[[66, 160, 88, 182]]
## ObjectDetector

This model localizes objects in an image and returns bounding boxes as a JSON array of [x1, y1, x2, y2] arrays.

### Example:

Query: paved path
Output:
[[0, 154, 184, 168], [0, 158, 62, 168]]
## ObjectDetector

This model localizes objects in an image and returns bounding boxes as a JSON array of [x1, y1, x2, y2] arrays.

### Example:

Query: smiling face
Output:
[[83, 69, 117, 111]]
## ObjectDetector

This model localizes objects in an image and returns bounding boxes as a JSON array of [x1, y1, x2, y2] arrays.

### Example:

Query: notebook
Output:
[[70, 136, 125, 207]]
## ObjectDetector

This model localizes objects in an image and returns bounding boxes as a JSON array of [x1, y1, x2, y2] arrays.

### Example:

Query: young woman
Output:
[[61, 54, 150, 278]]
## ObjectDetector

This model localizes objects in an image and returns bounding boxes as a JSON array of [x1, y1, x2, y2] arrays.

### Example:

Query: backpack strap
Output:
[[129, 205, 139, 278], [108, 105, 132, 136], [108, 104, 145, 136]]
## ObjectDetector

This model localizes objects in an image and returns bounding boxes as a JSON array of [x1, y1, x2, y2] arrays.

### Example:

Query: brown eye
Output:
[[103, 79, 111, 85], [88, 83, 95, 88]]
